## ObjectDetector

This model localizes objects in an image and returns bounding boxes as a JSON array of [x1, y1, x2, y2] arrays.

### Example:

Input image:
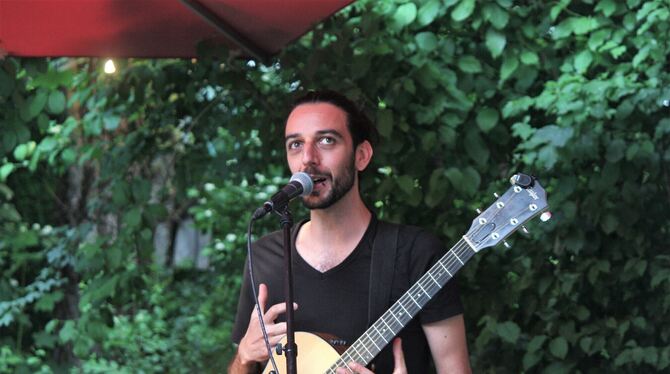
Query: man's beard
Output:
[[301, 156, 356, 210]]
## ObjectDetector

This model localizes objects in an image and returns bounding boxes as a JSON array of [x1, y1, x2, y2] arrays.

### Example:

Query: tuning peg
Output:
[[503, 241, 512, 249], [521, 226, 530, 234], [493, 192, 500, 198], [540, 211, 552, 222], [476, 208, 482, 214]]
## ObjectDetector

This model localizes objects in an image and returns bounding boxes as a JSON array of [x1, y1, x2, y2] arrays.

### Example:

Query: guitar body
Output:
[[262, 332, 341, 374]]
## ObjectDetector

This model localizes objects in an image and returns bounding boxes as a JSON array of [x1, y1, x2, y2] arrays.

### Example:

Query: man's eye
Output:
[[288, 141, 302, 149], [320, 137, 335, 145]]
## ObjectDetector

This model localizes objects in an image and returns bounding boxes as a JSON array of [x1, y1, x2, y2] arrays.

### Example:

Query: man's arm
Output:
[[423, 314, 472, 374]]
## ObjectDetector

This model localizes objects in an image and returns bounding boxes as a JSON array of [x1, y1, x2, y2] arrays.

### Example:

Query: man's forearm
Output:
[[227, 351, 259, 374]]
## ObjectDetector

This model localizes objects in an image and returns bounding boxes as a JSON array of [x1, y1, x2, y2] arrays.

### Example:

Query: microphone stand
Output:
[[276, 205, 297, 374]]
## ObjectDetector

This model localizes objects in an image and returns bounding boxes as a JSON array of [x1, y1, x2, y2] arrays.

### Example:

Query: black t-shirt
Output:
[[231, 216, 463, 373]]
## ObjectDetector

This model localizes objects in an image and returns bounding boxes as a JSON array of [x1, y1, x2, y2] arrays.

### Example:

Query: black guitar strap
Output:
[[367, 220, 400, 327]]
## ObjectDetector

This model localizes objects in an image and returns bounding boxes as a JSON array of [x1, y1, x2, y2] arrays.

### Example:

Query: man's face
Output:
[[284, 102, 357, 209]]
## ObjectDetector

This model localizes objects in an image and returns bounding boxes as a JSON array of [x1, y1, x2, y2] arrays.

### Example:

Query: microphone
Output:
[[252, 172, 313, 219]]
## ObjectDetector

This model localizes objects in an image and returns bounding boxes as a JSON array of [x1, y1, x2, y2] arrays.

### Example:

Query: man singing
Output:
[[228, 91, 471, 373]]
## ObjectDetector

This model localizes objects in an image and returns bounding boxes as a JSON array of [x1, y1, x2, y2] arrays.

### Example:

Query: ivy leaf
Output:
[[520, 51, 540, 65], [595, 0, 617, 17], [458, 55, 482, 73], [501, 53, 519, 81], [497, 321, 521, 343], [415, 32, 438, 52], [0, 164, 15, 182], [47, 91, 67, 114], [59, 320, 77, 343], [20, 89, 48, 121], [549, 336, 569, 359], [417, 0, 440, 26], [464, 129, 489, 167], [451, 0, 475, 22], [601, 214, 618, 234], [394, 3, 417, 28], [484, 3, 509, 29], [476, 107, 499, 132], [397, 175, 415, 195], [574, 50, 593, 74], [485, 28, 506, 58], [124, 207, 142, 228], [606, 139, 626, 163], [0, 69, 14, 97]]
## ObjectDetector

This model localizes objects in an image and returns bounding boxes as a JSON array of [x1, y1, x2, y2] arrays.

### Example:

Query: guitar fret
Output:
[[451, 248, 465, 264], [439, 260, 453, 277], [371, 324, 388, 344], [407, 292, 421, 309], [428, 272, 441, 287]]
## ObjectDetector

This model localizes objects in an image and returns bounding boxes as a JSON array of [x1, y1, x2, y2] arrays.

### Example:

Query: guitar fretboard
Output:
[[325, 238, 476, 373]]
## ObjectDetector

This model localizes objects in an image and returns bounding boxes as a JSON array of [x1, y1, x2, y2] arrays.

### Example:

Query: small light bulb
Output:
[[104, 59, 116, 74]]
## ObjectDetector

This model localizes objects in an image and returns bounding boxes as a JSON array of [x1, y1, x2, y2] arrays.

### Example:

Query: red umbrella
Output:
[[0, 0, 353, 61]]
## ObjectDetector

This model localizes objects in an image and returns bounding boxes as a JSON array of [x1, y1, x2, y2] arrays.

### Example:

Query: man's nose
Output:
[[302, 142, 320, 166]]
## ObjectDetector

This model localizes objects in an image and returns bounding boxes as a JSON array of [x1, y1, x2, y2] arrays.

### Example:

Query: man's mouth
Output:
[[311, 175, 327, 186]]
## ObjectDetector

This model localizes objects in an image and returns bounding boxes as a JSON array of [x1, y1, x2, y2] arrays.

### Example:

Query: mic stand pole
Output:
[[276, 206, 297, 374]]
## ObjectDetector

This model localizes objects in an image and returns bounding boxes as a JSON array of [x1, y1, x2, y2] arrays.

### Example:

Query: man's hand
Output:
[[335, 338, 407, 374], [235, 283, 297, 368]]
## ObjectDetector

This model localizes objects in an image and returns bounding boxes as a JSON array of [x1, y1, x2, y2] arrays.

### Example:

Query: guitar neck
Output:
[[325, 238, 476, 373]]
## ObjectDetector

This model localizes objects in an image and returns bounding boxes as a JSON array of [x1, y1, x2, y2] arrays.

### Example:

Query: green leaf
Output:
[[0, 164, 15, 182], [124, 207, 142, 228], [464, 129, 489, 167], [574, 50, 593, 74], [476, 107, 499, 132], [394, 3, 417, 27], [485, 3, 509, 29], [0, 69, 15, 97], [417, 0, 440, 26], [47, 91, 66, 114], [485, 28, 506, 58], [377, 109, 393, 138], [397, 175, 415, 195], [416, 32, 438, 52], [501, 53, 519, 81], [606, 139, 626, 162], [549, 336, 568, 359], [573, 17, 598, 35], [520, 51, 540, 65], [595, 0, 617, 17], [59, 320, 77, 343], [601, 214, 618, 234], [451, 0, 475, 22], [528, 335, 548, 352], [20, 89, 49, 121], [457, 55, 482, 73], [497, 321, 521, 343]]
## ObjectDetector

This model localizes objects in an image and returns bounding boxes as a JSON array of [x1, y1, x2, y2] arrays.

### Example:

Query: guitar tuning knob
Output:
[[503, 241, 511, 249], [521, 226, 530, 234], [493, 192, 500, 198], [540, 211, 552, 222]]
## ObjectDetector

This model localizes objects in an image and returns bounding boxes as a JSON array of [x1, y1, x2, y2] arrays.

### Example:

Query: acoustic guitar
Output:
[[263, 173, 549, 374]]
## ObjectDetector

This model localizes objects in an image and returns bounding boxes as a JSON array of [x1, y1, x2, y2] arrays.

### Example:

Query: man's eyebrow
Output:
[[284, 129, 345, 142]]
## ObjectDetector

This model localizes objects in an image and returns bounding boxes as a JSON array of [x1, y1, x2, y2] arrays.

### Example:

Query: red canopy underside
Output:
[[0, 0, 352, 58]]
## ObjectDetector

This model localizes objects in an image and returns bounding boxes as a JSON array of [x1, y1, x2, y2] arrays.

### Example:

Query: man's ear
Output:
[[355, 140, 373, 172]]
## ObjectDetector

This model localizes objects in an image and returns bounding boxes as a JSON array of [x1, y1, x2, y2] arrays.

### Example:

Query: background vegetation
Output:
[[1, 0, 668, 372]]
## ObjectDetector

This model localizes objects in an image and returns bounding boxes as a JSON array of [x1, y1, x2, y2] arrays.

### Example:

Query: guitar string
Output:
[[328, 188, 536, 372], [329, 239, 474, 371]]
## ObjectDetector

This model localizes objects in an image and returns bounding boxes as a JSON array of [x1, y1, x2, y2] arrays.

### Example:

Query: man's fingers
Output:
[[257, 283, 268, 312], [265, 322, 288, 336], [263, 302, 298, 322], [392, 338, 407, 374]]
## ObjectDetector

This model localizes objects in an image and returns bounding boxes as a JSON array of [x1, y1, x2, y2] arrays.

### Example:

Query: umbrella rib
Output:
[[180, 0, 272, 64]]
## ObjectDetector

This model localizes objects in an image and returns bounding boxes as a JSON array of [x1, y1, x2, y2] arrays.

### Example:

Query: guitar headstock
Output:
[[465, 173, 549, 252]]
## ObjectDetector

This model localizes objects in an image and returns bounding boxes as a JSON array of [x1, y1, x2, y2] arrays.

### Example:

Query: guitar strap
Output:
[[367, 220, 400, 327]]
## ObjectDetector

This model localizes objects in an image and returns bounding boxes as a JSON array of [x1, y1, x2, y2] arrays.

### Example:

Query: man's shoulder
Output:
[[377, 219, 443, 244], [251, 229, 284, 256]]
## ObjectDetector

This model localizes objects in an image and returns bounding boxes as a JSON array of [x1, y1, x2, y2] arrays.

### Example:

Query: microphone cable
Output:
[[246, 216, 280, 374]]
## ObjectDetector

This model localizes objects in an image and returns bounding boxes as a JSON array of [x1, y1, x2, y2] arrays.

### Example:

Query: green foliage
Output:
[[1, 0, 669, 372]]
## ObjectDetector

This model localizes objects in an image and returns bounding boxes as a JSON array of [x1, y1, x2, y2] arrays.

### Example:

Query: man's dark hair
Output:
[[291, 90, 379, 148]]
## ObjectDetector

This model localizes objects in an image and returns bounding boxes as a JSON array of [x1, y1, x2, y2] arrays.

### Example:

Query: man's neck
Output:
[[296, 188, 372, 272]]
